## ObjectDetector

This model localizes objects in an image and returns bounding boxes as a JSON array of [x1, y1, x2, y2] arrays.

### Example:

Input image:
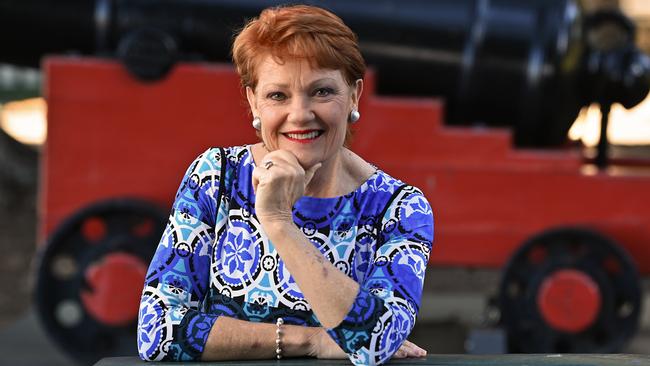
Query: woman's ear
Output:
[[352, 79, 364, 107], [246, 86, 258, 116]]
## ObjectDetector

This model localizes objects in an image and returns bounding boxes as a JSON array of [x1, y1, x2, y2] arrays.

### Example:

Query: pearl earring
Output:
[[350, 109, 360, 123], [252, 116, 261, 130]]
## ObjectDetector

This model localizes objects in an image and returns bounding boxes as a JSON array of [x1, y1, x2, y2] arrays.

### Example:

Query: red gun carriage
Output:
[[2, 0, 646, 363], [37, 56, 649, 362]]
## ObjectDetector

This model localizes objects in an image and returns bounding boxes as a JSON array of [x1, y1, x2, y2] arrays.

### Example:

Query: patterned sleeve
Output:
[[137, 148, 225, 361], [326, 186, 434, 366]]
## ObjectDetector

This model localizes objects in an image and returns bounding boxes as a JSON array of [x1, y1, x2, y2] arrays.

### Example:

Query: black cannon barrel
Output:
[[1, 0, 647, 147], [0, 0, 95, 66]]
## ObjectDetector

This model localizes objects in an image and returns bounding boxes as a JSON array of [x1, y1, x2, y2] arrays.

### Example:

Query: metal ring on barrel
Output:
[[35, 198, 167, 365], [498, 227, 641, 353]]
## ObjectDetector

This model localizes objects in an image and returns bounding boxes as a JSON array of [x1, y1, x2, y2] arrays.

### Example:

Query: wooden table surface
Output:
[[95, 354, 650, 366]]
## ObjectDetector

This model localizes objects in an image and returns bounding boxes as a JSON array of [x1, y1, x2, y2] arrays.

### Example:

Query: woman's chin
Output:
[[281, 147, 324, 170], [296, 157, 322, 170]]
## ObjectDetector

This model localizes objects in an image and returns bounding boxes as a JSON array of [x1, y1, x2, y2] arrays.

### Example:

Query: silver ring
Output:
[[263, 160, 274, 169]]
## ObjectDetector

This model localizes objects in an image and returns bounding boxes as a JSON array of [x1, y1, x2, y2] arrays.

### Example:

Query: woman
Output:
[[137, 5, 434, 365]]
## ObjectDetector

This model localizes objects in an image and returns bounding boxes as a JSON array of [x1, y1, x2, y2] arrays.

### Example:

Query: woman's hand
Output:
[[251, 150, 321, 224], [306, 327, 347, 359], [306, 327, 427, 359], [392, 339, 428, 359]]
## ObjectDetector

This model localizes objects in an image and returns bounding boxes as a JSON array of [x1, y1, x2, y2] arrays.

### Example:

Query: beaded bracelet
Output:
[[275, 317, 284, 359]]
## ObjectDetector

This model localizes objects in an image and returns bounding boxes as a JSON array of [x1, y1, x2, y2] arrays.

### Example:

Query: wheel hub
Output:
[[537, 269, 602, 333], [80, 252, 148, 326]]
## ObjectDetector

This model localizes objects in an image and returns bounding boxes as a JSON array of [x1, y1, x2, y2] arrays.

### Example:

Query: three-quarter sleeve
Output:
[[137, 148, 225, 361], [326, 185, 434, 366]]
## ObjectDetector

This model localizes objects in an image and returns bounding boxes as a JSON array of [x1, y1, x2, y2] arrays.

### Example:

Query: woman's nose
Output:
[[287, 97, 314, 124]]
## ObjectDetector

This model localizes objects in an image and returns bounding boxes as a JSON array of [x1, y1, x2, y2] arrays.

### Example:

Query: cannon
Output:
[[2, 0, 650, 363], [3, 0, 649, 148]]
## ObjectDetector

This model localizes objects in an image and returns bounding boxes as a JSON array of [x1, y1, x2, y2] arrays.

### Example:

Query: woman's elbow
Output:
[[138, 347, 153, 362], [137, 305, 168, 361], [137, 324, 163, 361]]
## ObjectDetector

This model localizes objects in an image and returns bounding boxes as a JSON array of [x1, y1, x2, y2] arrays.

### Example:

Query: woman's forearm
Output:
[[201, 316, 317, 361], [262, 220, 361, 329]]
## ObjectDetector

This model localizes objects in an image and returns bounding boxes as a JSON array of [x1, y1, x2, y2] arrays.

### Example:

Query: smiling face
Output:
[[246, 55, 362, 169]]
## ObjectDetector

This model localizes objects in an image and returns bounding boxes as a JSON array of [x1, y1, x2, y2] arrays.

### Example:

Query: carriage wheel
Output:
[[499, 227, 641, 353], [35, 198, 166, 365]]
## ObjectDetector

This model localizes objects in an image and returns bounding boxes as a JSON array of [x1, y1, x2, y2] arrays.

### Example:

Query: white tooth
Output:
[[287, 131, 319, 139]]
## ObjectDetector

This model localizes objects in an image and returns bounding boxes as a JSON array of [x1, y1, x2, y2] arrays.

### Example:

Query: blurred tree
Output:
[[0, 125, 37, 327], [0, 128, 37, 208]]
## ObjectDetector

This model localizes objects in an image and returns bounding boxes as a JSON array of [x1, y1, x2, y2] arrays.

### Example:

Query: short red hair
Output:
[[232, 5, 366, 89]]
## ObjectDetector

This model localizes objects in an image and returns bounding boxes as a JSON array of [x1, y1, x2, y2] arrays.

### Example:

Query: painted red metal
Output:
[[41, 57, 650, 275], [537, 269, 602, 333], [80, 252, 148, 326]]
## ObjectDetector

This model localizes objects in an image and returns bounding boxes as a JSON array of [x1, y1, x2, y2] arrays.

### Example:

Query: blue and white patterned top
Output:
[[137, 145, 434, 365]]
